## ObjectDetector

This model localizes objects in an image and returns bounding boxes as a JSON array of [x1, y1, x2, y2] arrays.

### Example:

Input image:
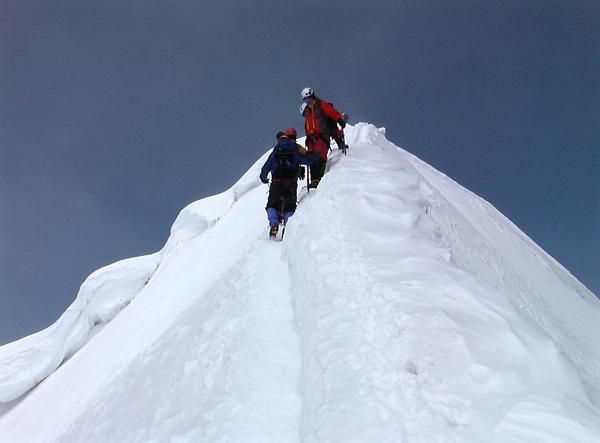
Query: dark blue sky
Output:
[[1, 0, 598, 345]]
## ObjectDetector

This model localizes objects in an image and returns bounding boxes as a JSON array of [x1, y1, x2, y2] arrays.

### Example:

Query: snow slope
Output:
[[0, 123, 598, 442]]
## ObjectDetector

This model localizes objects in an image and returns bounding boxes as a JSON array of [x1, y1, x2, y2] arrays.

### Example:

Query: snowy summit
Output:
[[0, 123, 599, 442]]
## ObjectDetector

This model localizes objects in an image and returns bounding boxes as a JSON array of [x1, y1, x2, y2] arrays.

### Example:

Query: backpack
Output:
[[313, 99, 339, 139], [273, 145, 297, 179]]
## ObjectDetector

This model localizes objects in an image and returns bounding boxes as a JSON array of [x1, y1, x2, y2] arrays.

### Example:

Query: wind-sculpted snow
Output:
[[0, 123, 598, 442], [0, 253, 160, 403], [396, 142, 600, 389], [356, 124, 600, 388]]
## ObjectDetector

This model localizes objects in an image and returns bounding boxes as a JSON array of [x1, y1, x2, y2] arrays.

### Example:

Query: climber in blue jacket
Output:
[[260, 128, 316, 238]]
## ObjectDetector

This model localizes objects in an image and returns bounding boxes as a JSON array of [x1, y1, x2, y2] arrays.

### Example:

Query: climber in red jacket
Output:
[[300, 87, 349, 188]]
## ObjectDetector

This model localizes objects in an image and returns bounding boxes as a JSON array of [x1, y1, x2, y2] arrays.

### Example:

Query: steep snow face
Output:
[[0, 123, 598, 442], [0, 149, 270, 406]]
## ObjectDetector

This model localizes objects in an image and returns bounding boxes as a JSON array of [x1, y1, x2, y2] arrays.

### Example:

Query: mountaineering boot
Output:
[[269, 224, 279, 239], [308, 179, 320, 189]]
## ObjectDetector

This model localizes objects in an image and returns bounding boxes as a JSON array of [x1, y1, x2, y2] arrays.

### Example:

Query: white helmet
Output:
[[300, 102, 307, 116], [300, 87, 314, 100]]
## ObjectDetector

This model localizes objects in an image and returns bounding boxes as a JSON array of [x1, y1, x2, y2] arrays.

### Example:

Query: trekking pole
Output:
[[306, 163, 310, 194], [279, 196, 287, 240]]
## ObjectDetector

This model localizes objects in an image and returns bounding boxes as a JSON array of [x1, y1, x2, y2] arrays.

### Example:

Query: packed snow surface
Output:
[[1, 123, 599, 442]]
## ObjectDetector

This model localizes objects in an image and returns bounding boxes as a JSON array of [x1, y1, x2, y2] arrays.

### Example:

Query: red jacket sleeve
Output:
[[320, 101, 342, 122]]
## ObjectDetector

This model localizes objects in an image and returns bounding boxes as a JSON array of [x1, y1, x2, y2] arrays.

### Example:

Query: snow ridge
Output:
[[1, 123, 598, 442]]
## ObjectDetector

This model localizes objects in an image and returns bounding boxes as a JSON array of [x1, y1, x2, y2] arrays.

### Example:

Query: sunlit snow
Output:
[[1, 123, 598, 442]]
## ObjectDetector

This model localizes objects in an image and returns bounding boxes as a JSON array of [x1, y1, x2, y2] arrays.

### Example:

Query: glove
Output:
[[260, 176, 269, 184], [337, 119, 346, 129]]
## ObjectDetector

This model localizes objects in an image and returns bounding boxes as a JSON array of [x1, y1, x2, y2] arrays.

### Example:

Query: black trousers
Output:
[[309, 158, 327, 181], [267, 181, 298, 213]]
